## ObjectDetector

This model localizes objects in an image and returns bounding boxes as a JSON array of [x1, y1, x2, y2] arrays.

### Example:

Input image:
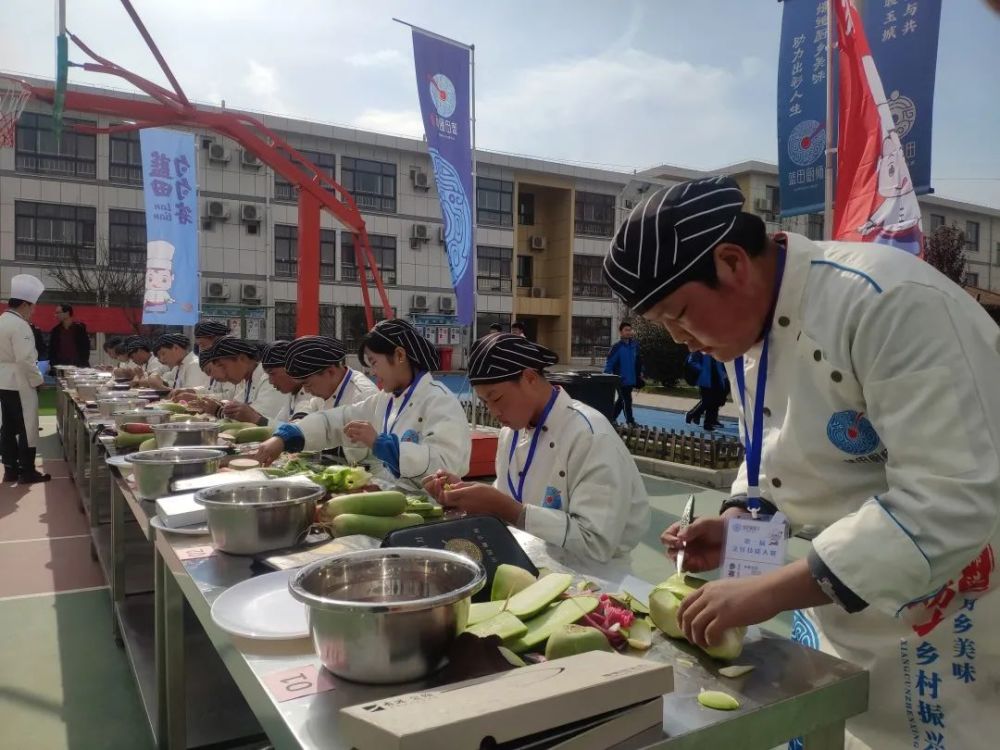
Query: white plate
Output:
[[106, 455, 133, 469], [149, 514, 210, 536], [210, 570, 309, 640]]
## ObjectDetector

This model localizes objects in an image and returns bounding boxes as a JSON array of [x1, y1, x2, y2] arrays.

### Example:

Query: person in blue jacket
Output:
[[685, 351, 728, 430], [604, 320, 643, 426]]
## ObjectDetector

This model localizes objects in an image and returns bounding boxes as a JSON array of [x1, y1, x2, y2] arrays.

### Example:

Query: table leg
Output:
[[110, 478, 125, 642], [157, 550, 186, 750], [801, 721, 846, 750]]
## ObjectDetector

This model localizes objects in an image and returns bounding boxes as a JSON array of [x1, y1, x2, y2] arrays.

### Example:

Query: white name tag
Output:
[[721, 512, 789, 578]]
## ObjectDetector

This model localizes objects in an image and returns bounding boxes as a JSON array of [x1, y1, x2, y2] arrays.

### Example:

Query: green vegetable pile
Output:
[[264, 460, 371, 494]]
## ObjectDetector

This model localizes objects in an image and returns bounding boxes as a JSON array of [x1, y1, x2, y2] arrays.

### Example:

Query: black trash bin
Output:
[[548, 371, 621, 421]]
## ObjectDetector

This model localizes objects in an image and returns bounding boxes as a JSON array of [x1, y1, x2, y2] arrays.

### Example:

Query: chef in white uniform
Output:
[[125, 336, 169, 383], [255, 319, 470, 493], [604, 176, 1000, 750], [185, 321, 235, 400], [258, 341, 323, 423], [150, 333, 209, 391], [424, 333, 650, 565], [282, 335, 378, 410], [0, 274, 50, 484], [192, 338, 285, 425]]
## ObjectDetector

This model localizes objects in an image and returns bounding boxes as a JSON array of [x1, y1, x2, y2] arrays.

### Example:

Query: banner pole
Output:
[[823, 0, 836, 240], [469, 41, 478, 428]]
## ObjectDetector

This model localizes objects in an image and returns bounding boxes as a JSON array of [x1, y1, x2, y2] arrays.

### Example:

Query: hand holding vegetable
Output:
[[222, 401, 261, 424], [343, 420, 378, 448], [254, 436, 286, 466], [421, 469, 463, 502], [441, 483, 522, 525]]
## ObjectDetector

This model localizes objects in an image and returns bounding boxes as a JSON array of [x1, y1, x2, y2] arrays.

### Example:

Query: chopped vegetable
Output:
[[697, 690, 740, 711], [718, 665, 755, 678]]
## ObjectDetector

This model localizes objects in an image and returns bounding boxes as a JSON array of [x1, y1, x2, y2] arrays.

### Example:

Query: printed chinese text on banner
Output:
[[411, 29, 474, 326], [139, 128, 199, 324], [833, 0, 923, 256], [860, 0, 941, 195], [777, 0, 830, 217]]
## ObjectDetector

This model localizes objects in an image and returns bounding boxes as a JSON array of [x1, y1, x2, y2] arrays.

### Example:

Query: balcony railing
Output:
[[477, 277, 512, 293]]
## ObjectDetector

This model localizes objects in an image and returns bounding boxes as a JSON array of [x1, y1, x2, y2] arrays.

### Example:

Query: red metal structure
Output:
[[25, 0, 393, 335]]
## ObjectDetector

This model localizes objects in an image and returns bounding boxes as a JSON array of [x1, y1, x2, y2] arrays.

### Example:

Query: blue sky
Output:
[[2, 0, 997, 207]]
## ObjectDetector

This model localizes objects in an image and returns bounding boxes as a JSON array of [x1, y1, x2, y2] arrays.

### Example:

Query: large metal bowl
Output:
[[113, 409, 172, 427], [194, 480, 323, 555], [75, 382, 110, 401], [96, 397, 151, 418], [128, 447, 225, 500], [288, 548, 486, 684], [152, 421, 222, 447]]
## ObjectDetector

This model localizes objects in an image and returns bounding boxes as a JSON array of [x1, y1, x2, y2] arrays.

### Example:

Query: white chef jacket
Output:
[[728, 232, 1000, 750], [0, 309, 43, 448], [295, 372, 470, 492], [230, 363, 286, 423], [318, 368, 379, 411], [165, 351, 209, 391], [493, 387, 649, 564], [273, 388, 323, 424], [138, 355, 169, 379]]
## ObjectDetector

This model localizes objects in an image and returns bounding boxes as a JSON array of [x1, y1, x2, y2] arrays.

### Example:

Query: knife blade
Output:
[[675, 494, 696, 575]]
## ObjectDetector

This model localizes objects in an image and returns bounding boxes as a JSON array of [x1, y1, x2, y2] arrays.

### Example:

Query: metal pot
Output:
[[152, 421, 222, 448], [96, 397, 151, 418], [128, 447, 225, 500], [110, 382, 133, 392], [194, 480, 323, 555], [75, 382, 109, 401], [113, 409, 172, 427], [288, 548, 486, 684]]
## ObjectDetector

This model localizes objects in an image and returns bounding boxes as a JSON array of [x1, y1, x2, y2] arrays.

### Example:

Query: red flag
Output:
[[833, 0, 923, 256]]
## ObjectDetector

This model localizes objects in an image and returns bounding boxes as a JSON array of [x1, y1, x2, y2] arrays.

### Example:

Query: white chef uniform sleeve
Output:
[[294, 394, 378, 453], [810, 284, 1000, 617], [396, 392, 471, 481], [253, 378, 291, 424]]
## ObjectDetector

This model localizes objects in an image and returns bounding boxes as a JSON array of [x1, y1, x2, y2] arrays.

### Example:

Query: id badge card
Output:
[[721, 512, 789, 579]]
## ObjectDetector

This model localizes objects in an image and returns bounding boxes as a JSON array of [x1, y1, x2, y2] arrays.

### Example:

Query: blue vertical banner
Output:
[[139, 128, 199, 325], [411, 29, 474, 326], [860, 0, 941, 195], [777, 0, 830, 217]]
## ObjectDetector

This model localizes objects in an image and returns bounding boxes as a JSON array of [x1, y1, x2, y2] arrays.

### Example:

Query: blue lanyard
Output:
[[334, 369, 354, 407], [733, 248, 786, 516], [382, 371, 424, 435], [506, 387, 560, 504], [244, 376, 253, 402]]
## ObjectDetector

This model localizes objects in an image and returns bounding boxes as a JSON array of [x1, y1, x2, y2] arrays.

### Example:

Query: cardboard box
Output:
[[155, 492, 205, 528], [339, 651, 672, 750], [517, 697, 663, 750]]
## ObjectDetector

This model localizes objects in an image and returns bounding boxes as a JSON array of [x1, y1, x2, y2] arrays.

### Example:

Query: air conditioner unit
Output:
[[411, 169, 430, 189], [206, 200, 230, 221], [438, 295, 455, 313], [437, 225, 446, 243], [411, 223, 430, 241], [530, 286, 546, 298], [205, 281, 230, 300], [529, 235, 546, 251], [754, 198, 772, 213], [240, 149, 261, 168], [208, 143, 230, 163], [240, 203, 261, 223], [240, 283, 262, 304], [411, 294, 428, 311]]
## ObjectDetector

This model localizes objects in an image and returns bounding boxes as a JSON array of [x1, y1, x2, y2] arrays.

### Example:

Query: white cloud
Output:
[[345, 49, 405, 68], [352, 108, 424, 138], [241, 60, 289, 116]]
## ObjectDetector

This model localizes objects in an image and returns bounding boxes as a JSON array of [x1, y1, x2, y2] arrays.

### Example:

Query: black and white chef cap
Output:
[[362, 319, 439, 373], [284, 336, 347, 379], [468, 333, 559, 385], [153, 333, 190, 352]]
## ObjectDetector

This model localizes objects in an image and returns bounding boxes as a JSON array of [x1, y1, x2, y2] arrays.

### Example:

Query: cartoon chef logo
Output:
[[144, 239, 176, 313], [542, 485, 563, 510], [826, 410, 880, 457]]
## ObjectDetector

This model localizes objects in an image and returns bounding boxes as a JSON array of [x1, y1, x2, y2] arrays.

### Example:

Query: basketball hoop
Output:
[[0, 77, 31, 149]]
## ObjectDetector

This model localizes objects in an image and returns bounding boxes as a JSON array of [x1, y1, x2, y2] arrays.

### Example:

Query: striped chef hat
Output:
[[468, 333, 559, 385], [260, 341, 291, 370], [284, 336, 347, 379], [603, 176, 746, 314], [201, 337, 258, 364], [153, 333, 190, 353], [366, 319, 439, 373], [194, 320, 230, 338], [124, 336, 152, 354]]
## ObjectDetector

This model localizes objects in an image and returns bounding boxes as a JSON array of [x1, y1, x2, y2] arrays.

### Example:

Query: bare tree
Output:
[[49, 238, 147, 332], [924, 225, 968, 286]]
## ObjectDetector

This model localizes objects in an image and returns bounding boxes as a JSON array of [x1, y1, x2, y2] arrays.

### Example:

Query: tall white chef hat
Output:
[[9, 274, 45, 304], [146, 240, 175, 271]]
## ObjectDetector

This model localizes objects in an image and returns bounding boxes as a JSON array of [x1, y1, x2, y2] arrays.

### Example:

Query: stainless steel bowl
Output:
[[110, 382, 133, 392], [194, 480, 323, 555], [97, 397, 151, 417], [75, 382, 109, 400], [113, 409, 172, 427], [128, 447, 225, 500], [152, 421, 222, 447], [288, 548, 486, 684]]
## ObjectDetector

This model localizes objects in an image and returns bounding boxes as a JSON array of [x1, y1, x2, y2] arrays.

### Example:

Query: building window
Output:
[[476, 312, 512, 336], [964, 272, 979, 288], [108, 209, 147, 268], [518, 193, 535, 226], [15, 201, 97, 264], [109, 129, 143, 186], [15, 112, 97, 179], [571, 316, 612, 358], [517, 255, 533, 288], [275, 150, 335, 203], [966, 221, 980, 253], [573, 254, 611, 298], [319, 304, 337, 338], [274, 301, 296, 341], [274, 225, 336, 280], [341, 157, 396, 213], [930, 214, 945, 232], [342, 305, 395, 354], [765, 185, 781, 217], [806, 214, 824, 241], [477, 178, 513, 227], [477, 246, 512, 293], [342, 233, 397, 285], [574, 191, 616, 237]]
